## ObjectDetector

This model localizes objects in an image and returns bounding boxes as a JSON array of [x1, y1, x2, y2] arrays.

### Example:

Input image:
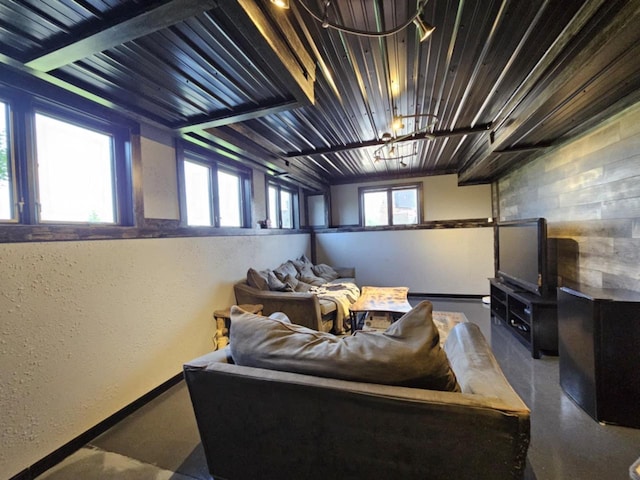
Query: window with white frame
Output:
[[184, 159, 213, 226], [217, 169, 242, 227], [267, 181, 298, 229], [0, 93, 132, 226], [0, 100, 13, 221], [181, 146, 249, 228], [360, 183, 422, 226]]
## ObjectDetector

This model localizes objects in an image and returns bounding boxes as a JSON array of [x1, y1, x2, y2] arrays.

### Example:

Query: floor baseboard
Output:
[[10, 373, 184, 480]]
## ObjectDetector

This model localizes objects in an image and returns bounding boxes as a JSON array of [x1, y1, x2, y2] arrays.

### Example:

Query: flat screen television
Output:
[[497, 218, 551, 296]]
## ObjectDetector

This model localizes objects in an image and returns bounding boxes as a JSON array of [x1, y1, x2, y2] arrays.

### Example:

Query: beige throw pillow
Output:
[[229, 301, 460, 392]]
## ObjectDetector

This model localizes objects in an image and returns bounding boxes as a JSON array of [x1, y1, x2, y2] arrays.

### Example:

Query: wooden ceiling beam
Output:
[[25, 0, 220, 72]]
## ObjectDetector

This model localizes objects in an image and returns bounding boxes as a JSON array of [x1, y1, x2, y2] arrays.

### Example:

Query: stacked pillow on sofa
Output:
[[246, 255, 342, 293]]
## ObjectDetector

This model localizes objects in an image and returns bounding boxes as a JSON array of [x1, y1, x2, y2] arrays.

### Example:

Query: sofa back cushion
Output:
[[230, 301, 460, 392]]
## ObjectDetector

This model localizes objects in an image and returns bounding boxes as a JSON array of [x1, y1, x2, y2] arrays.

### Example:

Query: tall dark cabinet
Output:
[[558, 286, 640, 428]]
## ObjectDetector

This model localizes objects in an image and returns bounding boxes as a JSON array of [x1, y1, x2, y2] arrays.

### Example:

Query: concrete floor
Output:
[[38, 297, 640, 480]]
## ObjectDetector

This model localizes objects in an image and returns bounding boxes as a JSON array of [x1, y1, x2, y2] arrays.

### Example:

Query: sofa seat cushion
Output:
[[230, 301, 460, 392], [318, 298, 337, 316]]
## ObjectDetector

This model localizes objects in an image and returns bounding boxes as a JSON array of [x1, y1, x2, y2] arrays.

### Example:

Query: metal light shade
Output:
[[414, 14, 435, 42]]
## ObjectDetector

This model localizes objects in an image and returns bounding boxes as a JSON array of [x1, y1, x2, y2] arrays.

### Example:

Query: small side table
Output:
[[349, 286, 411, 332], [212, 304, 263, 350]]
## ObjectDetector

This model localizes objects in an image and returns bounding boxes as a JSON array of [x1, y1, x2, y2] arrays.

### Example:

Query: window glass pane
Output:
[[35, 113, 114, 223], [217, 170, 241, 227], [280, 190, 293, 228], [184, 160, 212, 226], [268, 185, 278, 227], [363, 191, 388, 226], [392, 188, 418, 225], [0, 102, 12, 220]]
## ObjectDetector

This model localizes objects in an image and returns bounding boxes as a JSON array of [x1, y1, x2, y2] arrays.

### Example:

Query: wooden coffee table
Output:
[[349, 286, 412, 332]]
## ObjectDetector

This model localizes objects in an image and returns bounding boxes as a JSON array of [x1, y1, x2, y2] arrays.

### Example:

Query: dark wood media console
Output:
[[558, 285, 640, 428], [489, 278, 558, 359]]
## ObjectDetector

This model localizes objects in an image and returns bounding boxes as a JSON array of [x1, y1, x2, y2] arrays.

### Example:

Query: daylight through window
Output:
[[267, 182, 298, 229], [184, 160, 213, 226], [35, 113, 115, 223], [360, 183, 421, 226], [0, 101, 12, 220], [181, 146, 249, 229]]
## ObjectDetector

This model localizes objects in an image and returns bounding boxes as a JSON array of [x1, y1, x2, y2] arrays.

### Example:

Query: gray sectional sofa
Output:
[[233, 256, 358, 333], [184, 301, 531, 480]]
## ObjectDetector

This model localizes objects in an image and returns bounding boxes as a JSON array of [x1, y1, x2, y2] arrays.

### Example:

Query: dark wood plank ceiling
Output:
[[1, 0, 639, 190]]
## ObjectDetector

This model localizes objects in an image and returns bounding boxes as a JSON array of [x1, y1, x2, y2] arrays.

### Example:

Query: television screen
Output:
[[497, 218, 547, 296]]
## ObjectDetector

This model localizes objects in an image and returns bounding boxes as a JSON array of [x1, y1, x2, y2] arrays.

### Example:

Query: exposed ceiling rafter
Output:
[[285, 124, 492, 158], [25, 0, 221, 72]]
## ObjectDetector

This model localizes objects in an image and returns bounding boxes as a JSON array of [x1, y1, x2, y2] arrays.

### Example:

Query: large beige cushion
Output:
[[230, 301, 459, 391]]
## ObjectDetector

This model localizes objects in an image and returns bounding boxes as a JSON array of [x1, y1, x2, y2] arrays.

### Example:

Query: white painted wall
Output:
[[140, 128, 180, 220], [330, 173, 492, 226], [0, 124, 311, 478], [321, 173, 494, 295], [315, 228, 493, 295], [307, 194, 326, 226]]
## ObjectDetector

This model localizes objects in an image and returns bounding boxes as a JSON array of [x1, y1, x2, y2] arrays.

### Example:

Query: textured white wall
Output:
[[0, 234, 310, 478], [315, 228, 493, 295], [141, 136, 180, 220]]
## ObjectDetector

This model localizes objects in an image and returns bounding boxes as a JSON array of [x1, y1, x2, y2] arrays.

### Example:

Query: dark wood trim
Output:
[[9, 373, 184, 480], [313, 218, 494, 234], [0, 222, 312, 244]]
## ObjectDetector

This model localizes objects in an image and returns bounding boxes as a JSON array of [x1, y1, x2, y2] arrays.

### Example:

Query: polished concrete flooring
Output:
[[37, 297, 640, 480]]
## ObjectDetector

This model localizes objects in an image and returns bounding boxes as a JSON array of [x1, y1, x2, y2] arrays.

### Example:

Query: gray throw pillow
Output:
[[282, 274, 313, 292], [266, 270, 287, 291], [312, 263, 339, 282], [296, 263, 325, 285], [246, 268, 269, 291], [273, 261, 299, 282], [229, 301, 460, 392]]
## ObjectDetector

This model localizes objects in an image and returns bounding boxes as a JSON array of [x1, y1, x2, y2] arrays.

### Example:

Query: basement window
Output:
[[0, 93, 133, 227], [180, 144, 250, 228], [35, 113, 117, 223], [360, 183, 422, 226], [267, 181, 298, 229], [0, 100, 14, 221]]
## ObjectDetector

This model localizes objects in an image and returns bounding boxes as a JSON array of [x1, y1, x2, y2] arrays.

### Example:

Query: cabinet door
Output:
[[558, 290, 597, 419], [598, 302, 640, 426]]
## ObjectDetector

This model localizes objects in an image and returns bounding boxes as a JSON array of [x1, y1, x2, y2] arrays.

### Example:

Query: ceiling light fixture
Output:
[[372, 142, 417, 168], [391, 113, 439, 132], [373, 112, 438, 166], [272, 0, 435, 42], [270, 0, 290, 8]]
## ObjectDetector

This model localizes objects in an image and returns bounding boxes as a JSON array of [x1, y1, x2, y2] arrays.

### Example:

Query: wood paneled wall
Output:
[[495, 101, 640, 292]]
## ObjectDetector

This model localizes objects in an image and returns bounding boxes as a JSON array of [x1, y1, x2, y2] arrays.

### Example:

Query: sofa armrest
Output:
[[233, 282, 325, 331], [445, 322, 529, 411]]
